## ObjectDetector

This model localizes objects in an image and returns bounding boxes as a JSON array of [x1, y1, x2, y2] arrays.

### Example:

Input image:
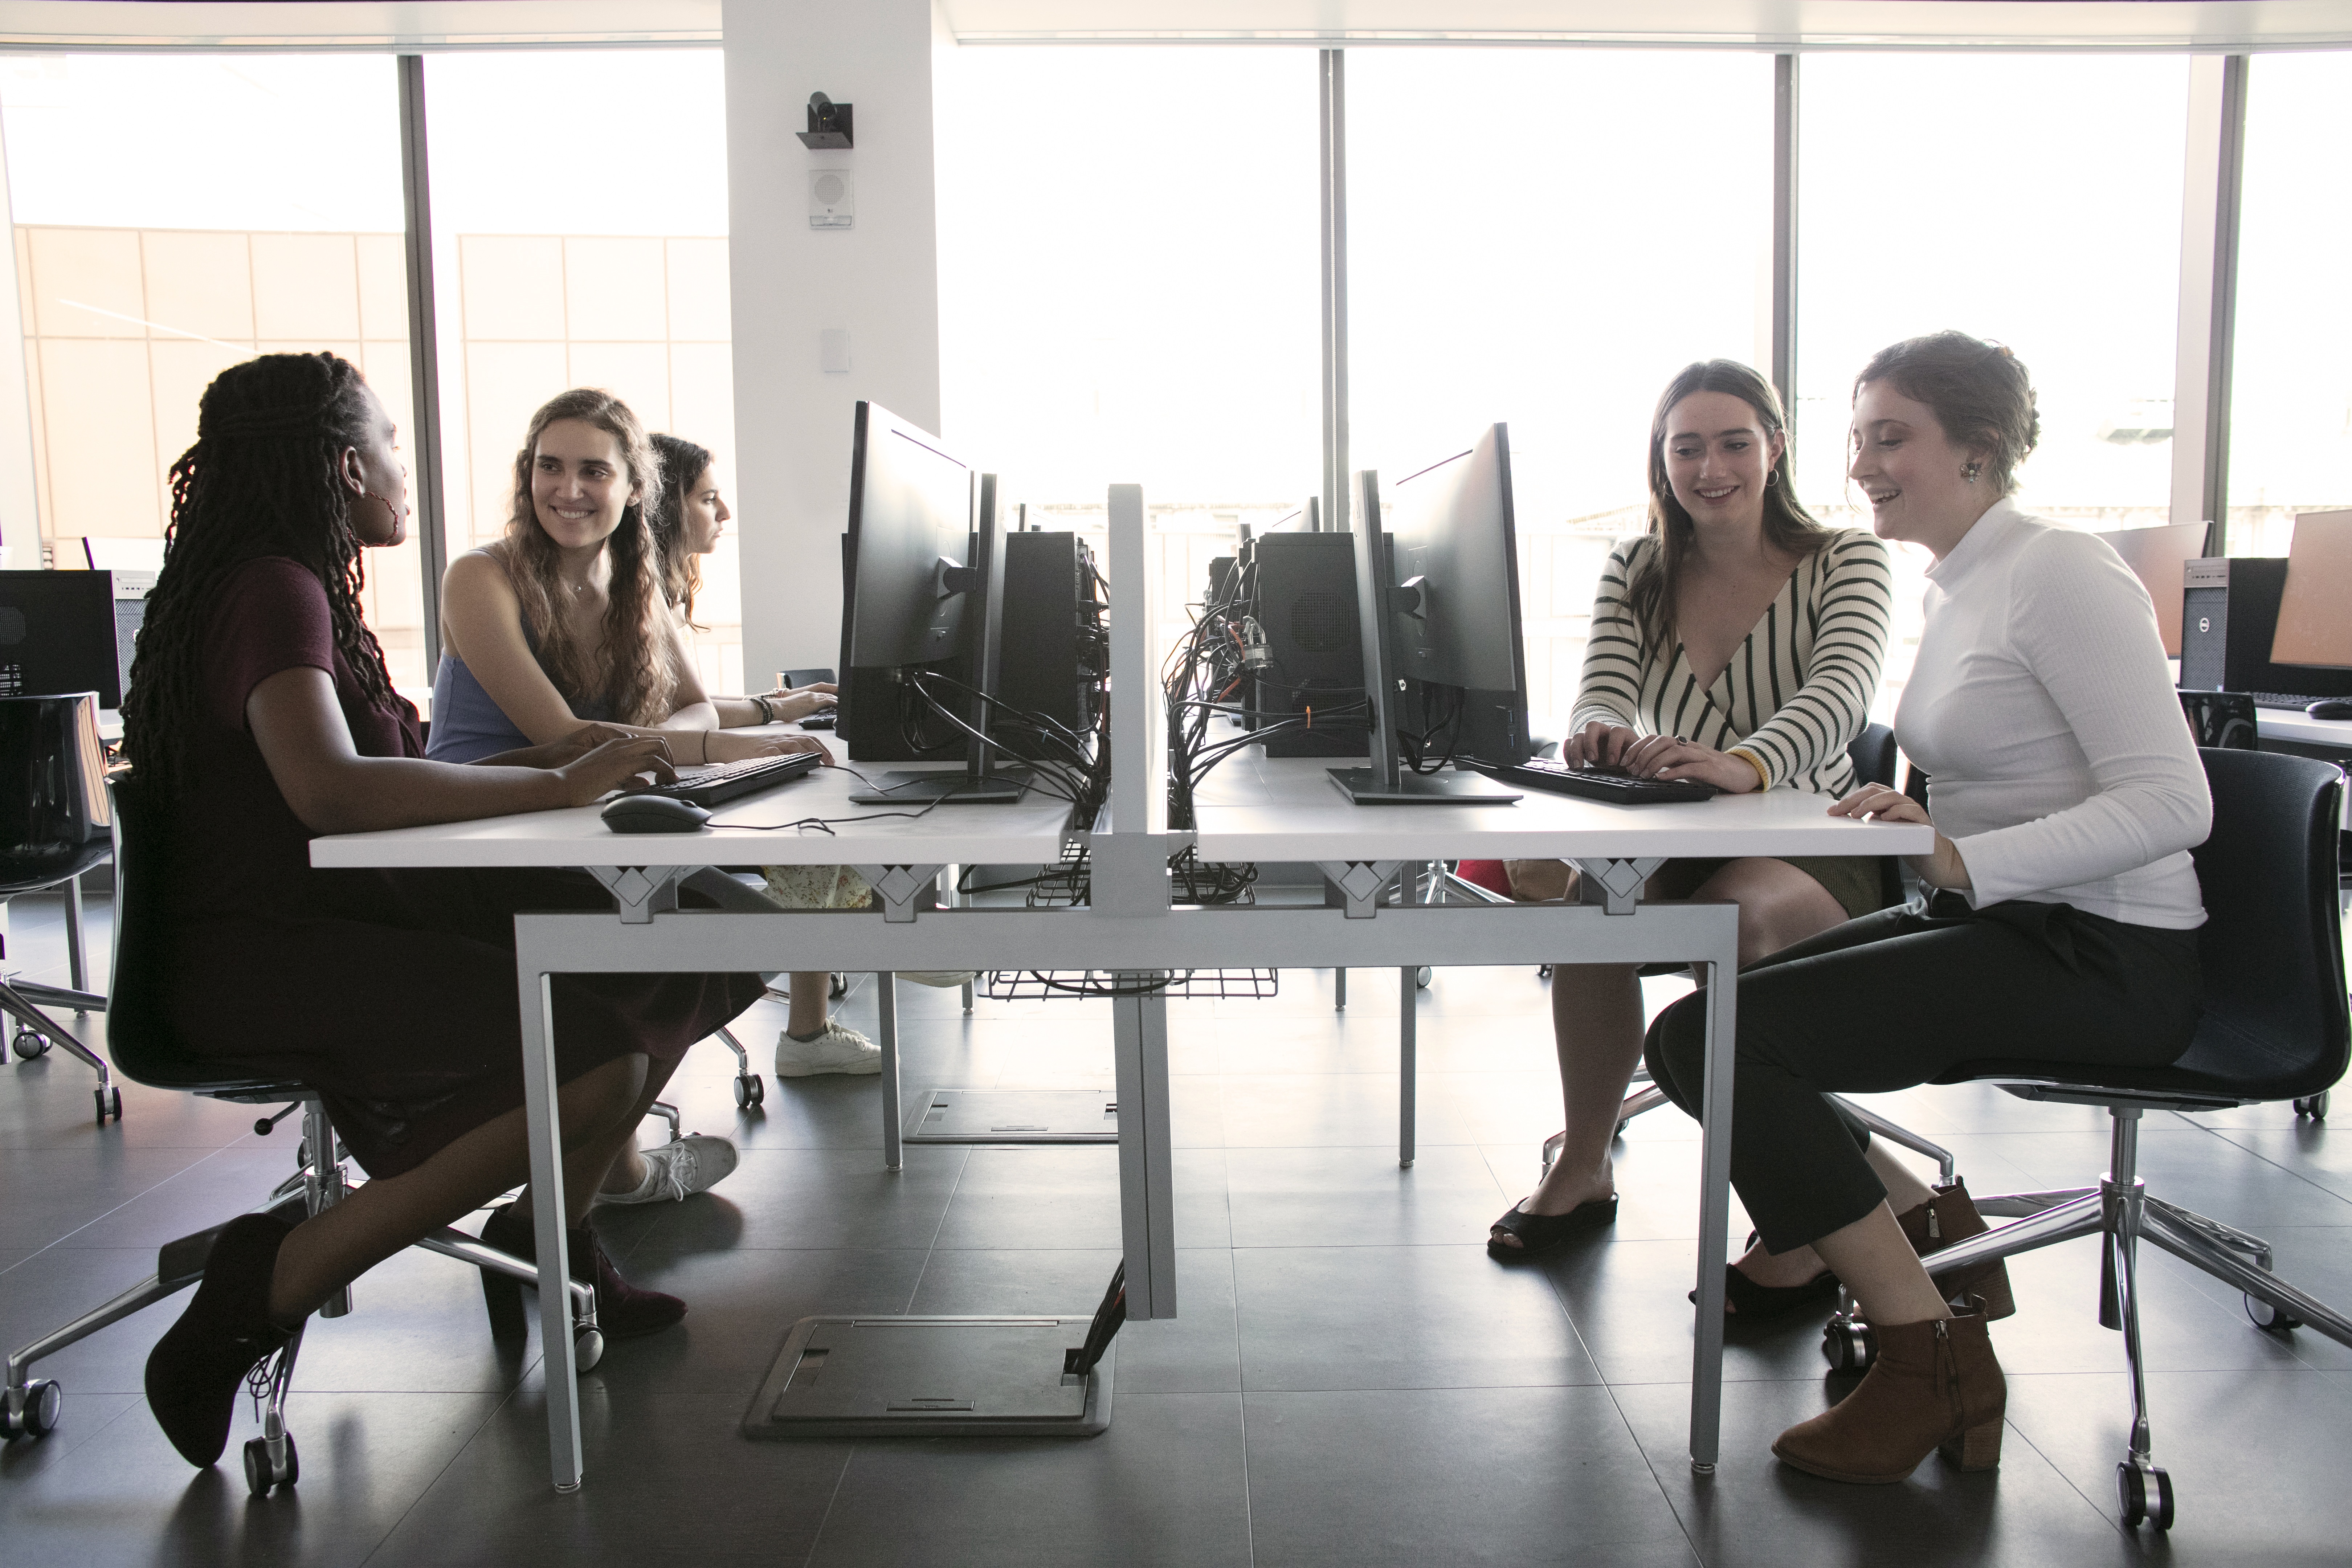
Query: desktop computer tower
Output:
[[1246, 532, 1368, 758], [0, 569, 150, 708], [993, 531, 1106, 761], [2181, 556, 2352, 698], [839, 532, 1105, 764]]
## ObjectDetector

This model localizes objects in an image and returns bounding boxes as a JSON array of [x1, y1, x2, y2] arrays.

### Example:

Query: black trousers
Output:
[[1643, 893, 2203, 1254]]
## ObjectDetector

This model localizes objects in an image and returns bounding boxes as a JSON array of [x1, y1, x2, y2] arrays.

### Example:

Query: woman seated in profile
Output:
[[648, 430, 879, 1081], [1489, 359, 1897, 1269], [430, 389, 826, 1202], [129, 353, 767, 1472], [1645, 332, 2210, 1483]]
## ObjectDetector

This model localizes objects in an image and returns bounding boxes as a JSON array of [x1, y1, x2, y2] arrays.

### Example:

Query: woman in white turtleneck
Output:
[[1642, 331, 2210, 1487]]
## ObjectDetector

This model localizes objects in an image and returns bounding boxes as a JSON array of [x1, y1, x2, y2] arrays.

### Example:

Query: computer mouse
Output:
[[2308, 699, 2352, 720], [599, 793, 711, 833], [800, 712, 837, 731]]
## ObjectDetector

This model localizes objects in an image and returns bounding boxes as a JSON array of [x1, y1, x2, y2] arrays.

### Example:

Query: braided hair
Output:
[[502, 389, 676, 726], [123, 352, 395, 797], [649, 432, 713, 630]]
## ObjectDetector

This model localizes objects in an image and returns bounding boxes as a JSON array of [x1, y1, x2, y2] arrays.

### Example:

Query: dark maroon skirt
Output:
[[165, 867, 763, 1178]]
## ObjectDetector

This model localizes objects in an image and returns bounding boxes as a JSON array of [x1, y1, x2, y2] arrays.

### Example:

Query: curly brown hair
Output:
[[650, 432, 714, 630], [124, 352, 395, 797], [502, 388, 676, 726]]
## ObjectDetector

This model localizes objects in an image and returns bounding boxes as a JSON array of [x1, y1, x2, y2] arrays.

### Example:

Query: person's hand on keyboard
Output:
[[757, 684, 838, 725], [549, 736, 682, 805], [706, 728, 834, 767], [1562, 719, 1641, 770], [1620, 733, 1764, 793]]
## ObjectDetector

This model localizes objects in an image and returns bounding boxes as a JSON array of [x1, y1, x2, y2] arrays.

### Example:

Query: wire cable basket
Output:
[[980, 969, 1280, 1001]]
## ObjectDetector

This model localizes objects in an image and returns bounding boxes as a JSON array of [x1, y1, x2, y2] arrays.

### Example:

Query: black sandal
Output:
[[1689, 1262, 1842, 1321], [1486, 1196, 1618, 1259]]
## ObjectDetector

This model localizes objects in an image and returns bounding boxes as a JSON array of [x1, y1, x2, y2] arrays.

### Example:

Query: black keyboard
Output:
[[2246, 692, 2333, 711], [626, 751, 821, 808], [1476, 757, 1722, 805]]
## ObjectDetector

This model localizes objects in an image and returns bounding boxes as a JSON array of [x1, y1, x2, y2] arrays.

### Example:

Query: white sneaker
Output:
[[600, 1133, 739, 1204], [774, 1021, 882, 1077], [894, 972, 977, 988]]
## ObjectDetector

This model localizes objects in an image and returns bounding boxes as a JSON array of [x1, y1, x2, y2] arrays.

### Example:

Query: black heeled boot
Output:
[[478, 1204, 686, 1340], [143, 1212, 299, 1467]]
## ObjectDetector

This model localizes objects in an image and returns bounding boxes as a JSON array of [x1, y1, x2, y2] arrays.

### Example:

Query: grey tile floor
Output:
[[2, 886, 2349, 1565]]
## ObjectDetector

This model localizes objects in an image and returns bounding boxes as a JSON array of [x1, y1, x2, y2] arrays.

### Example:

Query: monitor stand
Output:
[[848, 769, 1029, 805], [1326, 767, 1521, 805]]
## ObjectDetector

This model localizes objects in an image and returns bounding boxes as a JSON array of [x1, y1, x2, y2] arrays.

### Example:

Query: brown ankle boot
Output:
[[1895, 1180, 2016, 1321], [1771, 1300, 2005, 1484]]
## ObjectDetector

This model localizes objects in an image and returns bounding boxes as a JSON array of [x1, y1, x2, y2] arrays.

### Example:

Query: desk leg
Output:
[[878, 973, 902, 1172], [1398, 968, 1417, 1169], [1688, 941, 1739, 1475], [64, 871, 86, 995], [1112, 979, 1177, 1319], [1334, 968, 1347, 1009], [515, 961, 584, 1492]]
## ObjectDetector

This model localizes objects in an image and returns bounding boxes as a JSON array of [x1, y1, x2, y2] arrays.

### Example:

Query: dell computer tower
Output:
[[1247, 532, 1368, 758], [2180, 556, 2352, 699]]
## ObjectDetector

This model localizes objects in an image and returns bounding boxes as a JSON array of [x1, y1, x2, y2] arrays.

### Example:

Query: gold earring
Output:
[[1963, 461, 1983, 483]]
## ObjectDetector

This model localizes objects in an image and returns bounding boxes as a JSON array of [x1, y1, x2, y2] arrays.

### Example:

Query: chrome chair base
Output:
[[0, 1097, 603, 1490]]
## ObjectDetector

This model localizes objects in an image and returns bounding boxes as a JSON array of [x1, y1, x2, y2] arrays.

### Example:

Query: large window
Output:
[[1348, 49, 1774, 725], [420, 50, 740, 691], [0, 54, 422, 685], [935, 46, 1320, 660], [1796, 52, 2189, 714], [2226, 52, 2352, 556]]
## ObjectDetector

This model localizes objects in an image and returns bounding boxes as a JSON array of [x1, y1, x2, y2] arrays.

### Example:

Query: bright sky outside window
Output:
[[1796, 51, 2188, 715], [0, 53, 424, 683], [2226, 52, 2352, 556], [1348, 48, 1774, 725]]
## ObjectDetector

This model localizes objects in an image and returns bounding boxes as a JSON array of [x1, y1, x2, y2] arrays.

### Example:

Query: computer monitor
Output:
[[0, 570, 144, 709], [2270, 508, 2352, 670], [1336, 442, 1515, 809], [838, 401, 1025, 804], [2095, 521, 2206, 658]]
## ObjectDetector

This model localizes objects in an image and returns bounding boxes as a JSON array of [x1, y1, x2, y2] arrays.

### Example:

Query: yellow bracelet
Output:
[[1727, 747, 1772, 792]]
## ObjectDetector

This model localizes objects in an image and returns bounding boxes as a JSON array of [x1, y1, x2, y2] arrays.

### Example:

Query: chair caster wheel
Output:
[[2293, 1091, 2329, 1120], [829, 972, 849, 1001], [3, 1378, 61, 1438], [734, 1074, 764, 1110], [12, 1027, 49, 1060], [1414, 966, 1432, 989], [573, 1325, 605, 1373], [1536, 964, 1553, 980], [243, 1433, 298, 1494], [95, 1086, 121, 1124], [2245, 1293, 2303, 1332], [2117, 1459, 2173, 1530], [1822, 1319, 1877, 1372]]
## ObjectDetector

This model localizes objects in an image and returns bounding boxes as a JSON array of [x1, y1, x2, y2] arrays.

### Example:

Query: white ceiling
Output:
[[0, 0, 2344, 52]]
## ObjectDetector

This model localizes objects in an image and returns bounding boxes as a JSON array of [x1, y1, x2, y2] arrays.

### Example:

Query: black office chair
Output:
[[1823, 748, 2352, 1531], [0, 777, 604, 1494], [0, 693, 120, 1122]]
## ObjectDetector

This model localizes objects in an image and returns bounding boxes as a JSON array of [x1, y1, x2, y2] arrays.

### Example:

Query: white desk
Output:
[[317, 749, 1925, 1489], [2258, 709, 2352, 749]]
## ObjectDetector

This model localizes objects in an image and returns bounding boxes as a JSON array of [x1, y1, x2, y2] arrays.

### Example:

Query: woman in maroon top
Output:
[[126, 352, 764, 1471]]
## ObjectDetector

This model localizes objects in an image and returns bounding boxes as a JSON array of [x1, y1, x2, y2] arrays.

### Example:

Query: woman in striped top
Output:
[[1490, 359, 1895, 1262]]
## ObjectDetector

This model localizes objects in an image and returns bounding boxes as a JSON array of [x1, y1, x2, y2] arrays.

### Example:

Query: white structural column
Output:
[[722, 0, 948, 681], [2169, 53, 2249, 548]]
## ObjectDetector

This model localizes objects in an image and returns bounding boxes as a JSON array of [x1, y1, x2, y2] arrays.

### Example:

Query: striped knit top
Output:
[[1569, 528, 1894, 795]]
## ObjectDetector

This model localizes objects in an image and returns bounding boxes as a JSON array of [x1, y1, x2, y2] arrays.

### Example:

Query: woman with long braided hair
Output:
[[130, 353, 766, 1473]]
